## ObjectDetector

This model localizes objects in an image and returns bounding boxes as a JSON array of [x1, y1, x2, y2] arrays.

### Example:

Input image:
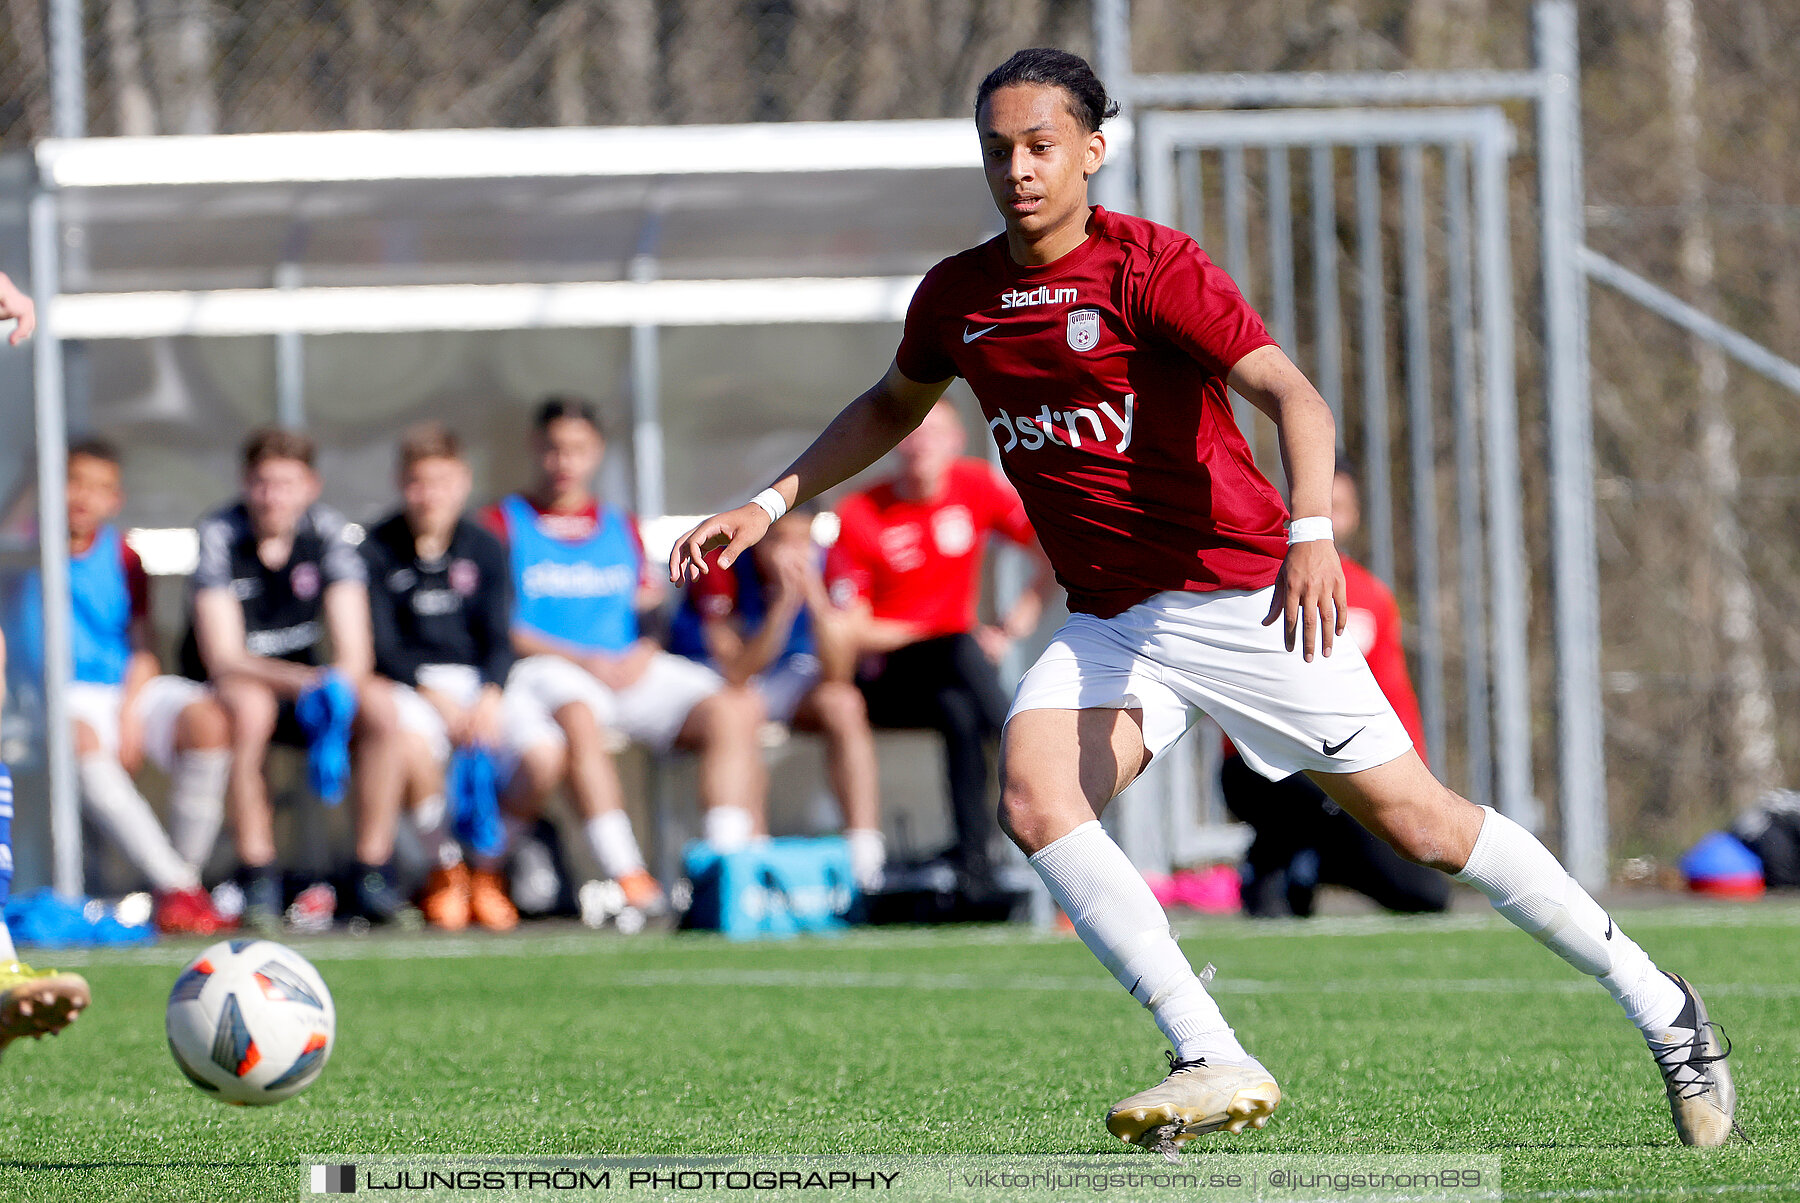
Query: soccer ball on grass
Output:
[[165, 938, 335, 1105]]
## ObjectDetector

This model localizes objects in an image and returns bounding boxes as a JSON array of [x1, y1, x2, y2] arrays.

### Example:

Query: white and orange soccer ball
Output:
[[165, 939, 336, 1105]]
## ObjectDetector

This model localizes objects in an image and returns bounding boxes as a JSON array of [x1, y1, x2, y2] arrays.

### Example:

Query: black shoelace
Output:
[[1165, 1049, 1208, 1075], [1650, 1021, 1731, 1100]]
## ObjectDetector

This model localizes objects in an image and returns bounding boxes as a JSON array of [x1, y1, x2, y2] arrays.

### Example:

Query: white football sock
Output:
[[78, 755, 199, 892], [165, 749, 229, 871], [1030, 820, 1252, 1066], [0, 917, 15, 964], [846, 827, 886, 891], [584, 809, 646, 878], [702, 804, 756, 853], [1455, 806, 1684, 1033], [411, 793, 463, 869]]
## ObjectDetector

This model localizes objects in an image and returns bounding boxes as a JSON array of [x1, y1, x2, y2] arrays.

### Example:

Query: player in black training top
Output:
[[184, 428, 408, 931], [363, 422, 544, 932]]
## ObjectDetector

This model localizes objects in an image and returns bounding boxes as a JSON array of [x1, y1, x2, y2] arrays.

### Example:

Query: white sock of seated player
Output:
[[1454, 805, 1684, 1034], [78, 755, 200, 892], [703, 804, 756, 853], [166, 749, 229, 871], [1030, 820, 1253, 1067], [846, 827, 886, 890], [411, 793, 463, 869], [584, 809, 647, 879]]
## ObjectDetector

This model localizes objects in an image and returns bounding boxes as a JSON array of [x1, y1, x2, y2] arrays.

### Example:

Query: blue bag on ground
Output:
[[4, 888, 155, 948], [682, 836, 855, 940], [295, 670, 358, 805], [448, 746, 504, 860]]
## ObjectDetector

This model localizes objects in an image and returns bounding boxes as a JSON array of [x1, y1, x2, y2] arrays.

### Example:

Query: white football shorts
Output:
[[392, 663, 530, 779], [1007, 586, 1414, 780], [66, 675, 211, 773], [505, 652, 725, 754]]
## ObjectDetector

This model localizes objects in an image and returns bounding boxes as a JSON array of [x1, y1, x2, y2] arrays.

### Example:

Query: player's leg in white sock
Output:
[[165, 750, 229, 872], [1030, 820, 1250, 1064], [1003, 707, 1254, 1067], [77, 755, 200, 892], [701, 804, 756, 853], [584, 810, 647, 879], [413, 793, 462, 868], [1455, 804, 1684, 1032], [1319, 752, 1685, 1035]]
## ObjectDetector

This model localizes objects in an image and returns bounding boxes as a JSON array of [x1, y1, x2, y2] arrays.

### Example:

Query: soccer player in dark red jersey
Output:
[[671, 51, 1738, 1152]]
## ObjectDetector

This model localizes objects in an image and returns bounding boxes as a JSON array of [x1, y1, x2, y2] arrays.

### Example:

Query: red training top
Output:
[[825, 458, 1035, 640], [895, 206, 1287, 618], [1338, 555, 1428, 765]]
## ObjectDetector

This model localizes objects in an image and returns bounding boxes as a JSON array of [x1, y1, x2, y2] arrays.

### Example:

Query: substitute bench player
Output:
[[672, 49, 1740, 1153]]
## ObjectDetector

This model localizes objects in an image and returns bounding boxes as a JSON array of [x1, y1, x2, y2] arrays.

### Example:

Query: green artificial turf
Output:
[[1, 902, 1795, 1201]]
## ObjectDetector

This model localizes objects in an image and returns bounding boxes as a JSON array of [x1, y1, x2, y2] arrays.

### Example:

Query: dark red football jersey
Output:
[[895, 206, 1289, 617]]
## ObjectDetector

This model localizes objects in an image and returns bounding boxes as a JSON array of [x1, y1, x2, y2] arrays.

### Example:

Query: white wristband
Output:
[[1286, 516, 1334, 544], [750, 487, 788, 524]]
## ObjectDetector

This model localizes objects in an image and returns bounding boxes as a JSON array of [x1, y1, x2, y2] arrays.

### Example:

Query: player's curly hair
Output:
[[976, 48, 1120, 134]]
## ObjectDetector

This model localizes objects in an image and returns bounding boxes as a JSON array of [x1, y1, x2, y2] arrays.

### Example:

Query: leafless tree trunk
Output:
[[346, 0, 380, 129], [146, 0, 217, 134], [1408, 0, 1489, 67], [1662, 0, 1779, 804], [551, 1, 591, 126], [104, 0, 158, 135], [4, 0, 52, 139], [602, 0, 658, 123]]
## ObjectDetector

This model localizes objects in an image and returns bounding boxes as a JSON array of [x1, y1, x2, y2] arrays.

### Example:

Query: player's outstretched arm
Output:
[[669, 362, 950, 582], [1228, 344, 1345, 662], [0, 271, 36, 345]]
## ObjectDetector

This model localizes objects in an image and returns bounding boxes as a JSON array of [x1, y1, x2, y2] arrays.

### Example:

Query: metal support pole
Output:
[[1265, 147, 1296, 351], [1310, 145, 1344, 448], [48, 0, 86, 139], [628, 219, 665, 520], [1400, 145, 1448, 768], [1446, 145, 1492, 808], [30, 192, 80, 898], [1535, 0, 1604, 886], [1264, 146, 1296, 489], [1091, 0, 1136, 215], [274, 263, 305, 429], [1221, 146, 1255, 441], [1177, 149, 1203, 241], [1474, 134, 1538, 831], [1354, 144, 1395, 582], [630, 323, 663, 519]]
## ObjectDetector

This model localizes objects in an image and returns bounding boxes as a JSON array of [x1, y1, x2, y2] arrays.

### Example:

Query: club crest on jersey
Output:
[[290, 562, 321, 602], [1066, 308, 1101, 352]]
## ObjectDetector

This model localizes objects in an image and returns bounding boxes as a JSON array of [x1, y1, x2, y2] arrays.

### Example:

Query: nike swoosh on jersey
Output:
[[1321, 727, 1367, 757], [962, 325, 998, 343]]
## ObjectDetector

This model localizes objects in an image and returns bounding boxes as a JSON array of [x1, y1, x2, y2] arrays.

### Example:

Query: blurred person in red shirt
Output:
[[825, 400, 1056, 896], [1220, 466, 1449, 917]]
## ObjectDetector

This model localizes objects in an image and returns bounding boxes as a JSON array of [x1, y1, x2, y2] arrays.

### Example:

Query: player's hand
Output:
[[767, 544, 813, 605], [1262, 540, 1346, 662], [117, 714, 146, 774], [0, 271, 36, 345], [586, 640, 657, 691], [972, 623, 1012, 664], [464, 689, 504, 748], [668, 504, 771, 583]]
